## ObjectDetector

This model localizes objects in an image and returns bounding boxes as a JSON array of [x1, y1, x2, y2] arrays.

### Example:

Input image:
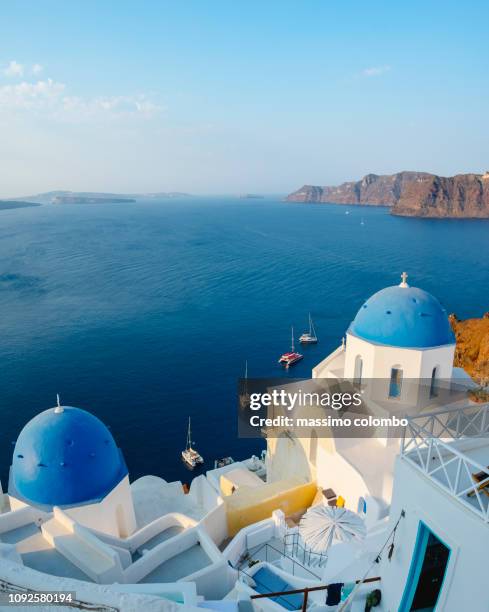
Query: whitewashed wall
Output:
[[64, 475, 137, 537], [380, 456, 489, 611]]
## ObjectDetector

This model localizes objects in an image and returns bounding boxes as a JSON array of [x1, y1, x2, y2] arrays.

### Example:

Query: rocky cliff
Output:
[[286, 171, 489, 218], [450, 313, 489, 384]]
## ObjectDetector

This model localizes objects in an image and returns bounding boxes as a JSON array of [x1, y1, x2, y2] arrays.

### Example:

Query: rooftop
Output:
[[348, 276, 455, 349]]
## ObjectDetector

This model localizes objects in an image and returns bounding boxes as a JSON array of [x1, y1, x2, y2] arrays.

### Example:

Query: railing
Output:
[[0, 579, 118, 611], [283, 531, 329, 569], [401, 403, 489, 522], [237, 540, 321, 581], [250, 576, 381, 612]]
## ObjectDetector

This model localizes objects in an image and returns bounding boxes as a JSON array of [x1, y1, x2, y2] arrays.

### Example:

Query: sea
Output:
[[0, 197, 488, 486]]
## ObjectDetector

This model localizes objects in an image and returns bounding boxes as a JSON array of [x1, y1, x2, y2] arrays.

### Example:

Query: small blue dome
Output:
[[348, 284, 455, 349], [9, 406, 128, 508]]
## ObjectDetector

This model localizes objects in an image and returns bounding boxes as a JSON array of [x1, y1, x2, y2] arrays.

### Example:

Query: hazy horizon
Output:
[[1, 0, 488, 198]]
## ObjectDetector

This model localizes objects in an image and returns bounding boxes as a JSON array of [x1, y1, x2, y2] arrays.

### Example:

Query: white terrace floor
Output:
[[5, 526, 90, 581], [139, 544, 212, 583], [131, 525, 184, 562], [1, 520, 206, 584]]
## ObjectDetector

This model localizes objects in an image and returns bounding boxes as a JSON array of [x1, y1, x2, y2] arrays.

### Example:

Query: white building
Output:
[[378, 402, 489, 611], [314, 272, 455, 387], [0, 401, 234, 609], [8, 402, 137, 537], [265, 274, 468, 527]]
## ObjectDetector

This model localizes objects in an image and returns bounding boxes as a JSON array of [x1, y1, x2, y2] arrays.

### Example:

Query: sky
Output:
[[0, 0, 488, 197]]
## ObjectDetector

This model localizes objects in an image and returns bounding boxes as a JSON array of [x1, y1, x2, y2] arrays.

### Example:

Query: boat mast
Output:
[[311, 314, 317, 339], [187, 417, 192, 450], [309, 313, 312, 335], [291, 326, 295, 352]]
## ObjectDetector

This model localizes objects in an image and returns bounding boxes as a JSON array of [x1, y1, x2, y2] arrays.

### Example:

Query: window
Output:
[[354, 355, 363, 385], [389, 366, 403, 399], [430, 367, 438, 398], [357, 496, 366, 514]]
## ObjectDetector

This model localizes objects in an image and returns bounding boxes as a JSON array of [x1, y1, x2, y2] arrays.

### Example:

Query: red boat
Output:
[[278, 327, 304, 367]]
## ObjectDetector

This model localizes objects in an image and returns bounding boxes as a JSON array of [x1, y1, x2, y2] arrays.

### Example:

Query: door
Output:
[[400, 522, 450, 611]]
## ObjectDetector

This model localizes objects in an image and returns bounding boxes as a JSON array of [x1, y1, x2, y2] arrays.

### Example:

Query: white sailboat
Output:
[[300, 313, 318, 344], [181, 417, 204, 468], [239, 360, 250, 409]]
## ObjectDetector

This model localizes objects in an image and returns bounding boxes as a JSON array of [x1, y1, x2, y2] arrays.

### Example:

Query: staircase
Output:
[[41, 508, 124, 584]]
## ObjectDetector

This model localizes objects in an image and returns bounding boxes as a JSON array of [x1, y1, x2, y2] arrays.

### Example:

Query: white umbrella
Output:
[[299, 504, 366, 554]]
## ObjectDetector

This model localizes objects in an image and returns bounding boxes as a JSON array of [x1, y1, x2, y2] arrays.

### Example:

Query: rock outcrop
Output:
[[286, 171, 489, 218], [450, 313, 489, 384]]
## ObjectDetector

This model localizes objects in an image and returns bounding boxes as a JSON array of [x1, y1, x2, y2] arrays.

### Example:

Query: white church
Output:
[[266, 273, 467, 525], [0, 273, 486, 611]]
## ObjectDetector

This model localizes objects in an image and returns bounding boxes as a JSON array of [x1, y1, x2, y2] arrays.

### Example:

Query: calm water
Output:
[[0, 198, 488, 485]]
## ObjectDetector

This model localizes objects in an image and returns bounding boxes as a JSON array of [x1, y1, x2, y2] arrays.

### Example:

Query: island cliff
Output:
[[0, 200, 40, 211], [450, 313, 489, 384], [286, 171, 489, 218]]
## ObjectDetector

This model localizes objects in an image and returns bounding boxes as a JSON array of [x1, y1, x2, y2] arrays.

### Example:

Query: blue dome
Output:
[[348, 284, 455, 349], [9, 406, 128, 508]]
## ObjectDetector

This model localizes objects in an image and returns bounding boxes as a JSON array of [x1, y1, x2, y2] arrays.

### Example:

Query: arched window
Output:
[[430, 366, 438, 398], [309, 429, 318, 467], [389, 366, 403, 399], [354, 355, 363, 385]]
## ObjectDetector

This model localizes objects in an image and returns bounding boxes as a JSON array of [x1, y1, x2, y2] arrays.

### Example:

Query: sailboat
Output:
[[300, 313, 318, 344], [278, 326, 303, 367], [239, 360, 250, 409], [181, 417, 204, 468]]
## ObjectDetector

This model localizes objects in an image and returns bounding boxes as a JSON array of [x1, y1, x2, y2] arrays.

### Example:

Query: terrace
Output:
[[401, 402, 489, 522]]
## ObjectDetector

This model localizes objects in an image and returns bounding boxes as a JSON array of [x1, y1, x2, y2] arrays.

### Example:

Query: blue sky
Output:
[[1, 0, 488, 196]]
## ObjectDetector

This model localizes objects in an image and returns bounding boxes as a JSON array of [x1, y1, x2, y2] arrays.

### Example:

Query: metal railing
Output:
[[250, 576, 381, 611], [237, 540, 321, 581], [401, 403, 489, 522], [0, 579, 118, 611], [283, 531, 329, 569]]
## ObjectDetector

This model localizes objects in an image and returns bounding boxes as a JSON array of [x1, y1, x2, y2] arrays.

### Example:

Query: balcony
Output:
[[401, 403, 489, 522]]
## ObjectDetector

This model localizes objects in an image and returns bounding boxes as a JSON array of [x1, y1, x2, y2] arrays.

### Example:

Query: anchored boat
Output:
[[181, 417, 204, 468], [300, 313, 318, 344], [239, 360, 251, 409], [278, 326, 303, 367]]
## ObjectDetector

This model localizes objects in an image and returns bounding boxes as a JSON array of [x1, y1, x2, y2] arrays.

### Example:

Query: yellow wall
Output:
[[224, 477, 317, 536]]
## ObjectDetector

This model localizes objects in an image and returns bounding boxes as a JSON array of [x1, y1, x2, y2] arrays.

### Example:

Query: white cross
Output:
[[400, 271, 408, 287], [55, 393, 64, 413]]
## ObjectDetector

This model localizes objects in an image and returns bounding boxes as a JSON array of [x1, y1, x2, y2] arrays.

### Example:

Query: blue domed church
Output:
[[265, 274, 461, 531], [314, 273, 456, 400], [8, 403, 136, 537]]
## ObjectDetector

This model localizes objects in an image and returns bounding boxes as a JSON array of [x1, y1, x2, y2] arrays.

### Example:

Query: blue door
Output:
[[400, 522, 450, 611]]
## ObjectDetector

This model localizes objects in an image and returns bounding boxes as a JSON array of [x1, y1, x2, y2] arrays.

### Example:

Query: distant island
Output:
[[0, 200, 40, 211], [239, 194, 264, 199], [286, 171, 489, 218], [11, 191, 192, 205], [53, 195, 135, 204]]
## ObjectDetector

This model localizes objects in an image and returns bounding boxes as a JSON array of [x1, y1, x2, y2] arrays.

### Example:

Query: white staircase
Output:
[[41, 507, 124, 584]]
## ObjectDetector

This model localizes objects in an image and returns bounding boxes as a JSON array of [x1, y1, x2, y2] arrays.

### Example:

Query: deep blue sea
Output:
[[1, 198, 488, 486]]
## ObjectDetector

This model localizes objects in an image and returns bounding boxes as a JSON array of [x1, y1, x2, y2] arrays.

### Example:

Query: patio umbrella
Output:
[[298, 504, 366, 554]]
